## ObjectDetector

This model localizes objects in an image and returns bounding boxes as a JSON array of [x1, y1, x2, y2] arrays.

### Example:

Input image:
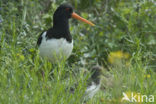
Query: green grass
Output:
[[0, 0, 156, 104]]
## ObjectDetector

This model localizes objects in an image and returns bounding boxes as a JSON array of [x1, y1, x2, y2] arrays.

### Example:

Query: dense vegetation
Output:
[[0, 0, 156, 104]]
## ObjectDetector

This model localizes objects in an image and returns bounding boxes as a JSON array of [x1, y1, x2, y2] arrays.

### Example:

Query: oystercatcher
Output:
[[85, 65, 102, 99], [68, 65, 102, 99], [37, 4, 95, 63]]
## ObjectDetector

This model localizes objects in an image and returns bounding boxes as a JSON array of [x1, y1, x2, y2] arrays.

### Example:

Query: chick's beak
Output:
[[71, 12, 95, 26]]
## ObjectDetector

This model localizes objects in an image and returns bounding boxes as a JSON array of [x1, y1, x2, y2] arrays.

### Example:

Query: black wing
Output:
[[37, 31, 44, 46]]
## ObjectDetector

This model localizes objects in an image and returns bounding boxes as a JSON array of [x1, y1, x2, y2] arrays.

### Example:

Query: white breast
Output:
[[39, 31, 73, 63], [85, 82, 101, 98]]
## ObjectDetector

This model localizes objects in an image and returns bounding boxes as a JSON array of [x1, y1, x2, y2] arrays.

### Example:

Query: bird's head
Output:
[[53, 4, 95, 26], [54, 4, 73, 19]]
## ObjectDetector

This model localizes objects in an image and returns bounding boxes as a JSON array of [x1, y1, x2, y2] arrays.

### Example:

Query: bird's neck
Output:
[[50, 17, 72, 43], [53, 17, 70, 33]]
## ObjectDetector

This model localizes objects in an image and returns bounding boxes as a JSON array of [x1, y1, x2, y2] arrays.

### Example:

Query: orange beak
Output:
[[71, 12, 95, 26]]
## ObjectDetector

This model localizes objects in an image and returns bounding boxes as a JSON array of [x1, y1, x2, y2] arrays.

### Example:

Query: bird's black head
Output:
[[53, 3, 95, 27], [54, 4, 73, 20]]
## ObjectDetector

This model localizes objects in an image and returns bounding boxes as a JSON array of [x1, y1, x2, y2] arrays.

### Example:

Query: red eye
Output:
[[66, 8, 70, 11]]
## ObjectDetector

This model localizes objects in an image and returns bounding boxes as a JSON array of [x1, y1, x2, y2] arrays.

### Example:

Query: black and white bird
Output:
[[68, 65, 102, 100], [85, 65, 102, 99], [37, 4, 95, 63]]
